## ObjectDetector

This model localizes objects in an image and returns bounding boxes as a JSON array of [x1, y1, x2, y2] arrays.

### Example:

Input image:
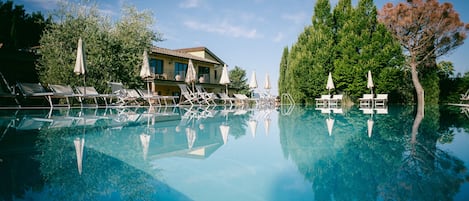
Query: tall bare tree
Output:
[[378, 0, 468, 115]]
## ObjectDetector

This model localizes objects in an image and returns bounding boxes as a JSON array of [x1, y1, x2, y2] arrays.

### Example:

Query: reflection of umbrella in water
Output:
[[73, 137, 85, 175], [185, 59, 197, 91], [326, 117, 334, 136], [140, 50, 152, 95], [74, 38, 86, 95], [248, 119, 258, 138], [367, 70, 374, 95], [367, 119, 374, 138], [140, 134, 151, 160], [219, 125, 230, 144], [186, 127, 197, 149], [264, 117, 271, 136], [219, 64, 231, 94], [326, 72, 334, 95]]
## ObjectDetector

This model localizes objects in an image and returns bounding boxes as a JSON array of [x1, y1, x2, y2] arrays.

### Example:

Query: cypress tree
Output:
[[278, 46, 289, 95]]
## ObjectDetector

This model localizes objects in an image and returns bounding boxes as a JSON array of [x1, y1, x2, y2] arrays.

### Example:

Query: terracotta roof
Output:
[[150, 46, 220, 65]]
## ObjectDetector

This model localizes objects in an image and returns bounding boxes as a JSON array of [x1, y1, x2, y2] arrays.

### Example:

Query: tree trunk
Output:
[[410, 62, 424, 143], [410, 62, 425, 116]]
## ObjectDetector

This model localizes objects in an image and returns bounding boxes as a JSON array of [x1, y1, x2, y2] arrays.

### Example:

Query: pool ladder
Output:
[[280, 93, 295, 116]]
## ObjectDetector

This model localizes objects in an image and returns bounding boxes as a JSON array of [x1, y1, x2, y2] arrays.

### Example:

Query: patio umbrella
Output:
[[74, 38, 86, 95], [326, 117, 334, 136], [249, 71, 258, 97], [264, 73, 271, 94], [219, 125, 230, 144], [248, 119, 258, 138], [185, 59, 197, 91], [219, 64, 231, 94], [186, 127, 197, 149], [73, 137, 85, 175], [140, 50, 152, 95], [367, 70, 374, 95], [326, 72, 334, 95]]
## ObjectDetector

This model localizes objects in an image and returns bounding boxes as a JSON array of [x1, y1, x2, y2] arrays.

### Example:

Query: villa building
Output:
[[147, 46, 226, 97]]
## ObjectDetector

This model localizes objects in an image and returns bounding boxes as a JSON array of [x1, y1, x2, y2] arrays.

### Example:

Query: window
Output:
[[198, 66, 210, 83], [175, 62, 188, 77], [150, 59, 164, 74]]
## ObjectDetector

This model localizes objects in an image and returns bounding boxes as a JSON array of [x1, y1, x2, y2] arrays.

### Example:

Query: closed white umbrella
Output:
[[264, 73, 271, 94], [185, 59, 197, 91], [74, 38, 86, 95], [326, 72, 334, 95], [249, 71, 258, 89], [219, 125, 230, 144], [249, 71, 258, 97], [367, 70, 374, 95], [326, 117, 334, 136], [73, 137, 85, 175], [140, 50, 152, 94], [219, 64, 231, 94]]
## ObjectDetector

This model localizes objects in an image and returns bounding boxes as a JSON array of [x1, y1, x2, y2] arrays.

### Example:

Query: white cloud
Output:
[[179, 0, 201, 8], [273, 32, 284, 42], [183, 20, 261, 39], [281, 12, 308, 24]]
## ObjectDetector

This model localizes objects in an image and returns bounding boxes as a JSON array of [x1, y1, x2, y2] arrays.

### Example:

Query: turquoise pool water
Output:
[[0, 105, 468, 201]]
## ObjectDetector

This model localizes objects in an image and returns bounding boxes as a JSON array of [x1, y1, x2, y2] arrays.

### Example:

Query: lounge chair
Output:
[[75, 86, 113, 107], [218, 93, 236, 105], [460, 89, 469, 103], [0, 72, 20, 107], [195, 85, 217, 105], [108, 82, 145, 106], [137, 89, 161, 107], [359, 94, 374, 107], [178, 84, 199, 105], [374, 94, 388, 107], [330, 94, 343, 107], [16, 82, 54, 108], [315, 95, 331, 107], [233, 94, 251, 105], [48, 84, 83, 108]]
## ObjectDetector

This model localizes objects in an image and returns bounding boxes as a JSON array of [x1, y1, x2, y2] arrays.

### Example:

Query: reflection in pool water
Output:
[[0, 105, 468, 201]]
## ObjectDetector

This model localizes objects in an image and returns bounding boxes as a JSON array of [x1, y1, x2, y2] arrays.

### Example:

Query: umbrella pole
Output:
[[225, 84, 228, 95], [83, 75, 86, 96]]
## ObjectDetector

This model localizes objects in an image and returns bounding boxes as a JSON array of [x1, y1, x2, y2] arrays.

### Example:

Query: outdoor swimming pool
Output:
[[0, 105, 468, 201]]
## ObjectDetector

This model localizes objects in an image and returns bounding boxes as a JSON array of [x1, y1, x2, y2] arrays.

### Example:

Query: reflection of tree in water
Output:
[[34, 123, 189, 201], [278, 106, 468, 201]]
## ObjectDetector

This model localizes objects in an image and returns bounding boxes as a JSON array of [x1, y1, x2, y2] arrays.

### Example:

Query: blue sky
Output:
[[14, 0, 469, 95]]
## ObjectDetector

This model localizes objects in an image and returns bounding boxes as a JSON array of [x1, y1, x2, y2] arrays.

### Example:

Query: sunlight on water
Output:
[[0, 105, 468, 201]]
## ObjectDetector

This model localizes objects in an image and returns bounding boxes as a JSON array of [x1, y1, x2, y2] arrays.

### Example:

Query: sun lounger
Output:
[[330, 94, 343, 107], [75, 86, 113, 107], [195, 85, 217, 105], [0, 72, 20, 107], [315, 95, 331, 107], [218, 93, 236, 105], [178, 84, 199, 105], [48, 84, 83, 108], [359, 94, 374, 107], [16, 82, 54, 108], [374, 94, 388, 107]]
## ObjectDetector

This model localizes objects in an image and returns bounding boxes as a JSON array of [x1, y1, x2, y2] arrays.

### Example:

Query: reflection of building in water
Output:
[[148, 118, 224, 160]]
